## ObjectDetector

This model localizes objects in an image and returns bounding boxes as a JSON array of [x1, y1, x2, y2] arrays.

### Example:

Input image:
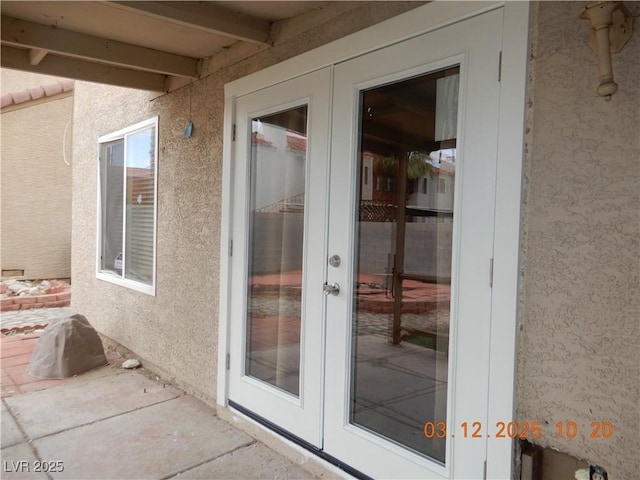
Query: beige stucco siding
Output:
[[72, 82, 219, 399], [71, 1, 423, 403], [1, 95, 73, 279], [517, 2, 639, 478]]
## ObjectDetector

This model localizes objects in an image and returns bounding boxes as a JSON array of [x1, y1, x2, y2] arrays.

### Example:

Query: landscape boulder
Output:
[[27, 314, 108, 379]]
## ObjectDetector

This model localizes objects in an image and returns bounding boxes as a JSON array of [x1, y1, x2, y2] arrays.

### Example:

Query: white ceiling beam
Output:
[[110, 1, 271, 45], [1, 46, 168, 92], [1, 15, 199, 79], [29, 48, 47, 66]]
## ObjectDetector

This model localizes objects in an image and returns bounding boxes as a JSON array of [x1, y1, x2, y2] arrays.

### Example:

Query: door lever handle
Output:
[[323, 282, 340, 296]]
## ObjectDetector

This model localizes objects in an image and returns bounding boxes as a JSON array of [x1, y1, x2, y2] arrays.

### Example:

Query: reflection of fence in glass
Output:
[[356, 222, 453, 280], [254, 192, 305, 214]]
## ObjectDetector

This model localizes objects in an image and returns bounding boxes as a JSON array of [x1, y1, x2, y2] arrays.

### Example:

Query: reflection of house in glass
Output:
[[361, 149, 455, 216], [251, 125, 307, 214], [407, 149, 455, 214]]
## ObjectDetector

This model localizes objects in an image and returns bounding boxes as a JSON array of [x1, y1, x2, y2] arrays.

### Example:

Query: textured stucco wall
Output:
[[72, 82, 219, 400], [1, 95, 73, 279], [517, 2, 640, 479], [71, 2, 423, 403]]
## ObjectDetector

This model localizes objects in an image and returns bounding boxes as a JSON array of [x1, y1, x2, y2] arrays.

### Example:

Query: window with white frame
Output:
[[97, 117, 158, 295]]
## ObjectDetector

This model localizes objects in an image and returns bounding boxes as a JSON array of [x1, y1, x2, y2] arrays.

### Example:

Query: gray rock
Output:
[[8, 283, 28, 294], [122, 359, 141, 369], [27, 314, 107, 379]]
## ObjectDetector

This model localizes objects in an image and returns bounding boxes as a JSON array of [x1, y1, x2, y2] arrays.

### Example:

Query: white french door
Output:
[[228, 7, 503, 479], [227, 67, 331, 446], [324, 9, 502, 479]]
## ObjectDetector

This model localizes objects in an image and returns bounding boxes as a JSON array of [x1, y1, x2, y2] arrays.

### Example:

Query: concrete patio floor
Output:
[[1, 332, 320, 479]]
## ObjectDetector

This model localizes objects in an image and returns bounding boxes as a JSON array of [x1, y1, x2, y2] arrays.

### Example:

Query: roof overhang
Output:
[[0, 1, 331, 92]]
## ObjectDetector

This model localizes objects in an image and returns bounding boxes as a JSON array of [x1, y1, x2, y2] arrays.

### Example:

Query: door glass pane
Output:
[[245, 106, 308, 397], [350, 67, 459, 463]]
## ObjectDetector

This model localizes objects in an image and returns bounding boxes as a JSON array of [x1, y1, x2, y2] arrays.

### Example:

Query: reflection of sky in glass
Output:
[[126, 128, 154, 169]]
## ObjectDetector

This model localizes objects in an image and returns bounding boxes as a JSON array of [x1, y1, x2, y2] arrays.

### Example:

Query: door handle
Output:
[[323, 282, 340, 296]]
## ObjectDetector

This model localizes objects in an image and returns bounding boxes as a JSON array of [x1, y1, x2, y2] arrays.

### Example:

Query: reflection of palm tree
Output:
[[373, 151, 435, 179], [371, 151, 438, 345]]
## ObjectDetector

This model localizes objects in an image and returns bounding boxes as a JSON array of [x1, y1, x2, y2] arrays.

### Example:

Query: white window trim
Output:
[[95, 116, 159, 296]]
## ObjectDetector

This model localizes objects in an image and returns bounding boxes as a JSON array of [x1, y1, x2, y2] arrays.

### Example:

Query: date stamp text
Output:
[[423, 421, 614, 440]]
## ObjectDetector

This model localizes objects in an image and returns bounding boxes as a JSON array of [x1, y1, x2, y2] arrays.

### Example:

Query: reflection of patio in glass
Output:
[[351, 274, 450, 463], [351, 333, 448, 463], [247, 271, 451, 340], [245, 270, 450, 462]]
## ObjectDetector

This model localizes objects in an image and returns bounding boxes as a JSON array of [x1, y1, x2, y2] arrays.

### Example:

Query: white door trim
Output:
[[486, 2, 530, 479], [218, 2, 530, 477]]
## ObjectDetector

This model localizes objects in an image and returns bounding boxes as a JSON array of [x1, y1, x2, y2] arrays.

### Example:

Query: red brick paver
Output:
[[248, 316, 301, 351], [1, 333, 41, 397], [0, 332, 121, 398], [249, 271, 451, 315]]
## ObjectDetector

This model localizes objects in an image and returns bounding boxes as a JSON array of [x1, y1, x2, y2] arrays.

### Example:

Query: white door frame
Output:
[[218, 2, 529, 478]]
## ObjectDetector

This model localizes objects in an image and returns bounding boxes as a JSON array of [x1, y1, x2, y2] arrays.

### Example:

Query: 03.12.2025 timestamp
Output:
[[423, 421, 614, 439]]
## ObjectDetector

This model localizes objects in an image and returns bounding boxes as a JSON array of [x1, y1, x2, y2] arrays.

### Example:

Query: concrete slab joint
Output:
[[0, 332, 320, 479]]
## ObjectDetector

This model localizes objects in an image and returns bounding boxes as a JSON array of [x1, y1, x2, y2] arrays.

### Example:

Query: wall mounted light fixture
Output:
[[580, 1, 634, 100]]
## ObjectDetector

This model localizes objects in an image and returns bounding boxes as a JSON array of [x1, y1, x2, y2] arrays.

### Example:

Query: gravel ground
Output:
[[1, 306, 72, 331], [3, 296, 449, 338]]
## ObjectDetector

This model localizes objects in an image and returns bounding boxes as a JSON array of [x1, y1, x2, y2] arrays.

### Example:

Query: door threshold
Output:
[[225, 400, 372, 480]]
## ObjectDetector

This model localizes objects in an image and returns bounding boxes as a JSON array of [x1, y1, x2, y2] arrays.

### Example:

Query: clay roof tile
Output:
[[10, 90, 31, 104], [27, 86, 46, 100], [42, 82, 64, 96], [1, 94, 12, 108], [2, 79, 74, 110]]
